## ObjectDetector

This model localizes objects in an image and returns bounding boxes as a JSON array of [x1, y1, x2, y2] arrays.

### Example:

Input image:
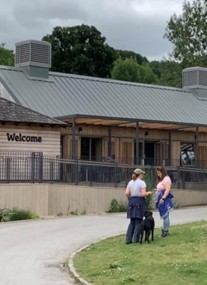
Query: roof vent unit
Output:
[[182, 67, 207, 100], [183, 67, 207, 88], [15, 40, 51, 79]]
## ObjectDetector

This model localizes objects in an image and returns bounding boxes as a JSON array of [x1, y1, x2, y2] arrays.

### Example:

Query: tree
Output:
[[111, 57, 158, 84], [42, 25, 115, 77], [165, 0, 207, 67], [115, 49, 148, 65], [140, 63, 158, 84], [150, 60, 182, 87], [0, 43, 14, 66], [111, 57, 142, 82]]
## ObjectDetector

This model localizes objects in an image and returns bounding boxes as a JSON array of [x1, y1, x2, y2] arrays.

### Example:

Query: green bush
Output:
[[9, 208, 39, 221], [108, 198, 128, 213], [0, 208, 12, 222], [0, 207, 39, 222]]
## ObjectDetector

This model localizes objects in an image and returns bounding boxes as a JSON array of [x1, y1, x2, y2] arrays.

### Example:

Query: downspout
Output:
[[72, 117, 76, 159], [108, 126, 112, 157], [195, 127, 199, 167], [135, 122, 139, 165], [168, 130, 172, 166]]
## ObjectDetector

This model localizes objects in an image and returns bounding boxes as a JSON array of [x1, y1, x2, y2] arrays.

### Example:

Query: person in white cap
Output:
[[125, 168, 152, 244]]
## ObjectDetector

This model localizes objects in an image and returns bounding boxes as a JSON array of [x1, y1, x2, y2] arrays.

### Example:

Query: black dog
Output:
[[140, 211, 155, 244]]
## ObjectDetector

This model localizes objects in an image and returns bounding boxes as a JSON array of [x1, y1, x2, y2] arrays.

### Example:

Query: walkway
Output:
[[0, 207, 207, 285]]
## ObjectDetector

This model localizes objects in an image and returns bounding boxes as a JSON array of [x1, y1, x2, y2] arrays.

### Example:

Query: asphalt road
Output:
[[0, 206, 207, 285]]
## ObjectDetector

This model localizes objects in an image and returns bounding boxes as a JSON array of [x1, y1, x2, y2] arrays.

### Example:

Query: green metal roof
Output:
[[0, 65, 207, 126]]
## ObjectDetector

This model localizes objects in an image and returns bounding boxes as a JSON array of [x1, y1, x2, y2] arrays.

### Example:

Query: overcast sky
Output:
[[0, 0, 188, 61]]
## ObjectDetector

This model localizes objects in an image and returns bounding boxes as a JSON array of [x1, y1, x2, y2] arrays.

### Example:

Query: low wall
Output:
[[0, 184, 49, 216], [48, 185, 126, 215], [0, 184, 206, 216], [171, 189, 207, 207]]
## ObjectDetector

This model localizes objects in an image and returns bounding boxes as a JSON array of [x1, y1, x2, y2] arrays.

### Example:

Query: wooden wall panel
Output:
[[199, 146, 207, 168], [68, 139, 78, 158], [121, 140, 133, 164], [60, 124, 207, 164], [0, 126, 61, 156], [171, 141, 180, 166], [62, 124, 207, 143]]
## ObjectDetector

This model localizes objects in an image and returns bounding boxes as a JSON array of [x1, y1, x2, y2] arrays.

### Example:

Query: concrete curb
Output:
[[68, 244, 92, 285], [68, 234, 123, 285]]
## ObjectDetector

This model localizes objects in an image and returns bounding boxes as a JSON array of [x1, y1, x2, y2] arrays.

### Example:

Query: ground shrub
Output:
[[0, 208, 12, 222], [0, 207, 38, 222], [108, 198, 128, 213]]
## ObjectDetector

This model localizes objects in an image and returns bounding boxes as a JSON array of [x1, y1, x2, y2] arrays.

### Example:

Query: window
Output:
[[180, 143, 195, 166]]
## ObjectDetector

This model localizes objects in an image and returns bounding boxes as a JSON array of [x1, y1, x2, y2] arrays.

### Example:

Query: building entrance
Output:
[[134, 141, 157, 165], [81, 137, 102, 161], [145, 142, 155, 165]]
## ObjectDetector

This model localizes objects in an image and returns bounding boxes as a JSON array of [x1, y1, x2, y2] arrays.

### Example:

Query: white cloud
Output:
[[0, 0, 189, 60]]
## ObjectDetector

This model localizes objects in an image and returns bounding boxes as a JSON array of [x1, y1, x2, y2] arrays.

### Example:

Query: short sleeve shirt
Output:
[[157, 176, 172, 191], [127, 179, 146, 197]]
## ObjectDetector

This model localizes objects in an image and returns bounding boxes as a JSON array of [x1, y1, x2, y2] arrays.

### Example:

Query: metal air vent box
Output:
[[183, 67, 207, 88], [15, 40, 51, 68]]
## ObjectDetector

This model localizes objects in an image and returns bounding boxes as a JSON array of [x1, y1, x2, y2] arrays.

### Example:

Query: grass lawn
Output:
[[73, 221, 207, 285]]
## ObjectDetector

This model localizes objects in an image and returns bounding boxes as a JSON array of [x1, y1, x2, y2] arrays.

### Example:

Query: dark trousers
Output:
[[126, 218, 142, 243]]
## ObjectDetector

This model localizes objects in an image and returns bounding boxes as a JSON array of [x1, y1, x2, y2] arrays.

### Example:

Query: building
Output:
[[0, 96, 66, 181], [1, 40, 207, 215], [0, 96, 66, 155], [1, 40, 207, 168]]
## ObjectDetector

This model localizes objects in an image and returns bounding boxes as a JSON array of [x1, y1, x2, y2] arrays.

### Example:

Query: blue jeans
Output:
[[126, 218, 142, 243], [163, 212, 170, 231]]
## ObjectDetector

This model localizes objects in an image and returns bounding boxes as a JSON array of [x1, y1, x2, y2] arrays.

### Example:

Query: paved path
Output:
[[0, 206, 207, 285]]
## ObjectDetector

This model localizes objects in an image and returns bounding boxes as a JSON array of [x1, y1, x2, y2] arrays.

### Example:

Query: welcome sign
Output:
[[7, 133, 42, 143]]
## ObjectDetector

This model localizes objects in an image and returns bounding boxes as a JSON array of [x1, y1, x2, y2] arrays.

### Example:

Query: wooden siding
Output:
[[62, 126, 206, 143], [199, 145, 207, 167], [171, 141, 180, 166], [0, 125, 61, 156], [121, 139, 133, 164], [61, 125, 207, 166], [65, 125, 205, 141]]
